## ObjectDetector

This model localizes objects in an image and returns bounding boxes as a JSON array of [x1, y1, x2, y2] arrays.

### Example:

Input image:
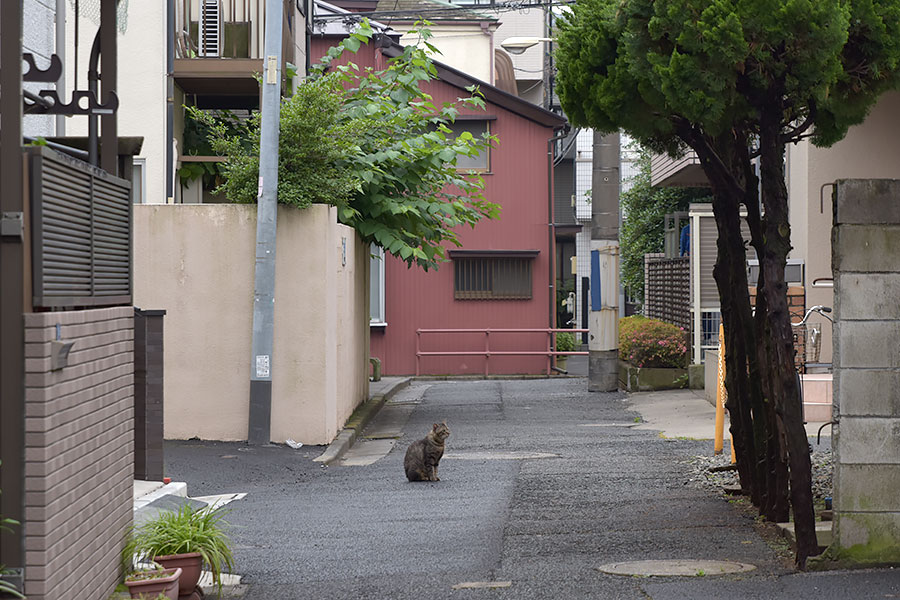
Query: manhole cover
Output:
[[597, 559, 756, 577]]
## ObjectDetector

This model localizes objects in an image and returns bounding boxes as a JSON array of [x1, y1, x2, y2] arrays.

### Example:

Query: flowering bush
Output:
[[618, 316, 688, 368]]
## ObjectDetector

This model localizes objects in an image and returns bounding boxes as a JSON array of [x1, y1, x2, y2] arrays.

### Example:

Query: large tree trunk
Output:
[[741, 168, 791, 524], [687, 131, 766, 504], [677, 120, 815, 567], [758, 108, 817, 568]]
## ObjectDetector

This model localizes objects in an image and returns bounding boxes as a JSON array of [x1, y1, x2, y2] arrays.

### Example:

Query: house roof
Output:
[[373, 0, 497, 23], [314, 0, 392, 35], [380, 41, 567, 129], [313, 0, 566, 129]]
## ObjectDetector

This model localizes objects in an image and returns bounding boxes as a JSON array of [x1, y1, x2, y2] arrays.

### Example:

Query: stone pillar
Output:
[[831, 179, 900, 565]]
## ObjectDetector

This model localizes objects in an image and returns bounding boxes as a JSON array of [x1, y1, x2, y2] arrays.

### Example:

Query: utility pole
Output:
[[248, 0, 283, 445], [588, 131, 620, 392]]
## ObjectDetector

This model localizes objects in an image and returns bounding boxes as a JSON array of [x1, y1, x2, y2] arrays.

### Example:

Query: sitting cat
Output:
[[404, 422, 450, 482]]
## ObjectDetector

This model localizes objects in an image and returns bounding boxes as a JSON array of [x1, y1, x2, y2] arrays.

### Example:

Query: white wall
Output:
[[23, 0, 59, 137], [787, 91, 900, 364], [396, 24, 495, 84], [64, 2, 168, 203], [494, 8, 545, 76]]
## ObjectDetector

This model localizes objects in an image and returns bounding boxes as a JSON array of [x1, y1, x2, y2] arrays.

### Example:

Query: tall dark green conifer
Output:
[[556, 0, 900, 567]]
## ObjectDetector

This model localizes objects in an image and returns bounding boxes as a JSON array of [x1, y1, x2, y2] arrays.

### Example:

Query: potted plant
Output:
[[124, 504, 234, 599], [618, 316, 690, 390], [124, 564, 181, 600], [555, 331, 576, 371]]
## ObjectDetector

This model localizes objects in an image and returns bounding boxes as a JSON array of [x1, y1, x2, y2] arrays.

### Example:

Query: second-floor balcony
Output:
[[174, 0, 300, 96], [650, 150, 710, 188]]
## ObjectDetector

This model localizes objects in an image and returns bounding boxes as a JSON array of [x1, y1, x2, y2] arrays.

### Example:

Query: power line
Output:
[[312, 0, 574, 22]]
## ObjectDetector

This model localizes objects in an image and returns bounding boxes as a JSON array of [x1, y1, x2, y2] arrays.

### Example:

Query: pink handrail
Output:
[[415, 328, 589, 376]]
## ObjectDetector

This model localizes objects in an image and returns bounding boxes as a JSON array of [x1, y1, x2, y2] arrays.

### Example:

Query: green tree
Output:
[[203, 22, 499, 271], [556, 0, 900, 567], [620, 148, 709, 304]]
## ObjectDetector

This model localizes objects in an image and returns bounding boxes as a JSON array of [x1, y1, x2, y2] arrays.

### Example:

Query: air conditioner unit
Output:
[[199, 0, 222, 57]]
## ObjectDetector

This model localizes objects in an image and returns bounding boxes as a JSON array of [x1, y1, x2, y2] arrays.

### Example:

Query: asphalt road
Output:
[[164, 378, 900, 599]]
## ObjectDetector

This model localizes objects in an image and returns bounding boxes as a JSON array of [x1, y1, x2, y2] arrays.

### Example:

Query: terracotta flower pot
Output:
[[125, 566, 181, 600], [154, 552, 203, 598]]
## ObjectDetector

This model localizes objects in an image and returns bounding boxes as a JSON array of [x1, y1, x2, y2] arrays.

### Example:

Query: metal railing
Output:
[[415, 328, 588, 376], [175, 0, 294, 64]]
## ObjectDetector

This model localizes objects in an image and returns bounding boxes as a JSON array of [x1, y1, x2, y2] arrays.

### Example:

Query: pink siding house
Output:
[[312, 24, 567, 376]]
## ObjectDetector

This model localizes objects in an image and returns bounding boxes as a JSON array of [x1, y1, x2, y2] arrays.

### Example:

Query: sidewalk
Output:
[[626, 388, 832, 445]]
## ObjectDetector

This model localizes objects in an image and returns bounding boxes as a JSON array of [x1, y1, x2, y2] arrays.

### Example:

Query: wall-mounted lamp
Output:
[[499, 37, 555, 55]]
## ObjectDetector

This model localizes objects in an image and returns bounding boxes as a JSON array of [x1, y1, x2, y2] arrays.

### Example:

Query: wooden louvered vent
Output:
[[29, 146, 132, 308]]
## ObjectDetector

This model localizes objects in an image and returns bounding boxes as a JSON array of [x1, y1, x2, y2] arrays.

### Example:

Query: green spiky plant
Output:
[[123, 504, 234, 593]]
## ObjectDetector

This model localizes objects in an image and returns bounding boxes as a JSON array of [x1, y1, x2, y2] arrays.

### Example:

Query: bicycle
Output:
[[791, 305, 833, 449]]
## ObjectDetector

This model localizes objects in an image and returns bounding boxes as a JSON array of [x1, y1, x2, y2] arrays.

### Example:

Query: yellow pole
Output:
[[714, 323, 726, 455]]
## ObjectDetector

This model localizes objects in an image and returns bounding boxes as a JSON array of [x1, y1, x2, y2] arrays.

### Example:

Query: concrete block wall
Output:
[[23, 307, 134, 600], [831, 179, 900, 565]]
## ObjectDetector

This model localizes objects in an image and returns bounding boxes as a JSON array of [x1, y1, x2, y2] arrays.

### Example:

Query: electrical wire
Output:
[[312, 0, 574, 22]]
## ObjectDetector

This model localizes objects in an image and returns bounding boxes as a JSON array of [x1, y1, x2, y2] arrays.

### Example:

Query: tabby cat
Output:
[[404, 422, 450, 482]]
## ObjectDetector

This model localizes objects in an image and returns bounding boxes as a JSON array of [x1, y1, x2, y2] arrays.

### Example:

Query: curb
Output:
[[313, 378, 411, 465], [133, 481, 188, 512]]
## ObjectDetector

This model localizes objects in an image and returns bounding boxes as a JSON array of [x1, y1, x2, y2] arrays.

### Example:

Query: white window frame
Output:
[[370, 244, 386, 326], [449, 119, 491, 172], [132, 157, 147, 204]]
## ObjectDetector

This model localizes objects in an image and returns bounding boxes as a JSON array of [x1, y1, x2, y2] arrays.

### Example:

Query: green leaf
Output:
[[343, 36, 361, 53]]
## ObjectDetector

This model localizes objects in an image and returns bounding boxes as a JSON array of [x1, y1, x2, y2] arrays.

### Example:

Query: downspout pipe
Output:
[[167, 0, 175, 202], [548, 125, 570, 347]]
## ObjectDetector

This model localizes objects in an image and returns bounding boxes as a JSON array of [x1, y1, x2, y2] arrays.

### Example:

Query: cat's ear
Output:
[[432, 423, 439, 430]]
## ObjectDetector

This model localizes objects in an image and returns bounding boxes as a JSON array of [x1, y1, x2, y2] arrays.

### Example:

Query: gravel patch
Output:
[[683, 450, 833, 502]]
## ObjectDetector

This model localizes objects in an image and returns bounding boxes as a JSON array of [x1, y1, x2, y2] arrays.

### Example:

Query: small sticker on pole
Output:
[[256, 355, 270, 378], [266, 55, 278, 84]]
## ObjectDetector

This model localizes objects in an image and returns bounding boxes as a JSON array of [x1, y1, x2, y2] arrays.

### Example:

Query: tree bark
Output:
[[741, 165, 791, 524], [686, 130, 764, 504], [758, 106, 818, 568]]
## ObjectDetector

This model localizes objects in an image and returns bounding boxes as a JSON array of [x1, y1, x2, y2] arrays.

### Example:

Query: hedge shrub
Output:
[[618, 316, 688, 368]]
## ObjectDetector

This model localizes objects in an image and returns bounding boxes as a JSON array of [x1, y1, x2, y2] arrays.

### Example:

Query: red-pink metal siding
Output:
[[312, 37, 560, 375]]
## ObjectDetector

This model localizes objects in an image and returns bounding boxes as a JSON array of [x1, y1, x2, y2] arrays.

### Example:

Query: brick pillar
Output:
[[134, 309, 166, 481], [830, 179, 900, 565]]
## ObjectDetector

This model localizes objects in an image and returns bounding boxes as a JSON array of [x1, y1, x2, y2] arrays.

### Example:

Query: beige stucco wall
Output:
[[397, 25, 495, 83], [787, 91, 900, 363], [133, 204, 368, 445]]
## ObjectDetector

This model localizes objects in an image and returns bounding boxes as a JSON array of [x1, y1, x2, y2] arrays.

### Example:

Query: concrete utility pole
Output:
[[588, 131, 620, 392], [248, 0, 283, 445]]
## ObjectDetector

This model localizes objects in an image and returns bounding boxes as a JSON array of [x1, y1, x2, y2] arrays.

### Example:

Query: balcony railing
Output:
[[175, 0, 295, 64], [650, 150, 709, 188]]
